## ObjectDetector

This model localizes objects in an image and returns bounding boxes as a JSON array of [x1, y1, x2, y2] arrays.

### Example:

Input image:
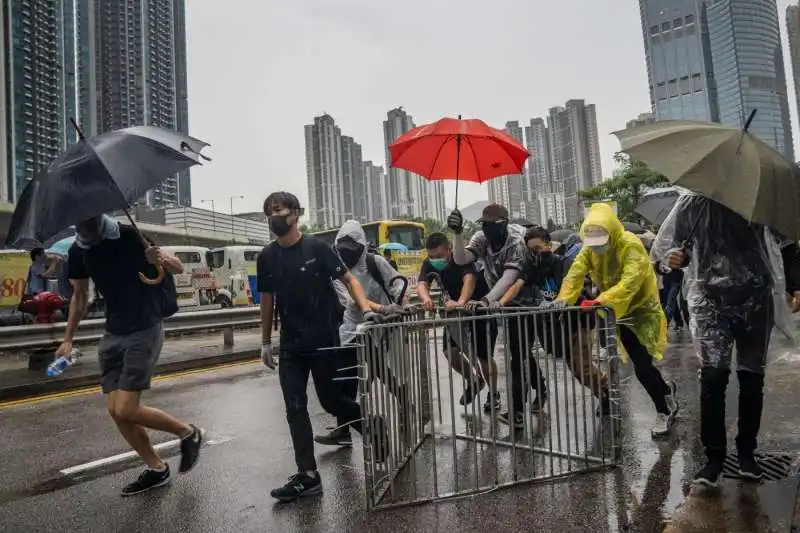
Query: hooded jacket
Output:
[[557, 203, 667, 362], [333, 220, 403, 345]]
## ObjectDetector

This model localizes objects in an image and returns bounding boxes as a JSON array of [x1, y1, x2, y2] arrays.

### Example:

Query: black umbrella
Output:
[[7, 123, 210, 282], [622, 221, 646, 234], [510, 217, 534, 227], [550, 229, 576, 243]]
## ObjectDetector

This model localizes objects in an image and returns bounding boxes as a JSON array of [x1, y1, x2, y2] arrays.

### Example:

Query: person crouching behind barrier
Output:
[[499, 226, 610, 416], [313, 220, 406, 448], [553, 203, 678, 438], [417, 232, 501, 413]]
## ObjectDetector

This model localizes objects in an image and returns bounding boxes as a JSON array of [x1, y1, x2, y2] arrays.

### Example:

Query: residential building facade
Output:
[[547, 100, 603, 224], [362, 161, 387, 221], [383, 107, 445, 220]]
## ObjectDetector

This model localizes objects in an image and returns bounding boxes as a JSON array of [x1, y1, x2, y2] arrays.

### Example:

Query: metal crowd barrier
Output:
[[355, 305, 622, 511]]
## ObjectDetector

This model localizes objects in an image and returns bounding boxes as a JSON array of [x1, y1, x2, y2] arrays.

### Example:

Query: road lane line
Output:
[[60, 440, 181, 476], [0, 359, 261, 409], [59, 435, 234, 477]]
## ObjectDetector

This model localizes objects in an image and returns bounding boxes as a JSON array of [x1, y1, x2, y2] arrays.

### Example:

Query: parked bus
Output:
[[312, 220, 426, 291], [205, 245, 262, 307]]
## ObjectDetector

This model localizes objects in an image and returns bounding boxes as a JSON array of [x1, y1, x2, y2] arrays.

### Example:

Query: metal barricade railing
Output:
[[355, 305, 622, 511]]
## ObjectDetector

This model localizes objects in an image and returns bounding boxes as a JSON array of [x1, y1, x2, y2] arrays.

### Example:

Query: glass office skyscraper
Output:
[[638, 0, 718, 122], [707, 0, 793, 160]]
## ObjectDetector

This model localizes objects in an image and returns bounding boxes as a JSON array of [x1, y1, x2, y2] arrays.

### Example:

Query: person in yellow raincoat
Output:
[[555, 203, 679, 438]]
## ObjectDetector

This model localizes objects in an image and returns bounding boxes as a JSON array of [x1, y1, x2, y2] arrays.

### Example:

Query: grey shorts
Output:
[[97, 322, 164, 393]]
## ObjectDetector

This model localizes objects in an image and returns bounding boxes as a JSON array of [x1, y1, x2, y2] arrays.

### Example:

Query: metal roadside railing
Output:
[[0, 307, 262, 352]]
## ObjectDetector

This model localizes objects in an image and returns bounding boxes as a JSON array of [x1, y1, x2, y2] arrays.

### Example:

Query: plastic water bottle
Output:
[[46, 349, 80, 377]]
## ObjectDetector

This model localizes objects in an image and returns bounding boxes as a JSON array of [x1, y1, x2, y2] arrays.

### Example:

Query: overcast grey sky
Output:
[[185, 0, 800, 215]]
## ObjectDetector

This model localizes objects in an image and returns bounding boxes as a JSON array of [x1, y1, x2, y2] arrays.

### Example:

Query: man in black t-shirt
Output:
[[257, 191, 389, 503], [55, 214, 202, 497], [417, 233, 500, 413]]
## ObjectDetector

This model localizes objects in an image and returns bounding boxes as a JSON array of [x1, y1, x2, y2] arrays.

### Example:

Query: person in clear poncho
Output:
[[555, 203, 678, 437], [651, 193, 800, 488]]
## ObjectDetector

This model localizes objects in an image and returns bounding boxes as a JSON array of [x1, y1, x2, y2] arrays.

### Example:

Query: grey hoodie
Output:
[[333, 220, 403, 344]]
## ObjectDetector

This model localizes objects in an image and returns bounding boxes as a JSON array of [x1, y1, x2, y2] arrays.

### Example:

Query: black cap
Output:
[[476, 203, 510, 223]]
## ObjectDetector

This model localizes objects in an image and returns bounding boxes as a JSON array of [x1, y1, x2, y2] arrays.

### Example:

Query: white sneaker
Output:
[[651, 413, 670, 437]]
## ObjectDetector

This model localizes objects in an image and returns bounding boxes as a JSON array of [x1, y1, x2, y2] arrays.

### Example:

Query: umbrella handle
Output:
[[138, 265, 165, 285]]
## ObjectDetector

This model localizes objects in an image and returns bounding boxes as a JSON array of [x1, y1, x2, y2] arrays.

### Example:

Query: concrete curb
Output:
[[0, 347, 261, 403]]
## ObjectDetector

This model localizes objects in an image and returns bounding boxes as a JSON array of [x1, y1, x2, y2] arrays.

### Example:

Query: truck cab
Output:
[[160, 246, 211, 307], [205, 245, 263, 307]]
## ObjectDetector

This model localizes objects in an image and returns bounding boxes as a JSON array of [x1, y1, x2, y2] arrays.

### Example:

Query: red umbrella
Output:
[[388, 116, 529, 206]]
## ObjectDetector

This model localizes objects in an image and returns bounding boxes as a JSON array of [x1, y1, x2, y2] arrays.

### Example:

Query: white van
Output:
[[205, 245, 263, 307]]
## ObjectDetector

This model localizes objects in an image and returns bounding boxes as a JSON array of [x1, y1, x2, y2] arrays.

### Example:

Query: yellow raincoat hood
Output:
[[558, 203, 667, 361]]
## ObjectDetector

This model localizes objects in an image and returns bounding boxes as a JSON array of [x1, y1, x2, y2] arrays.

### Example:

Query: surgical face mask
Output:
[[337, 244, 364, 268], [482, 222, 508, 246], [589, 244, 610, 255], [268, 214, 293, 237], [428, 257, 448, 271]]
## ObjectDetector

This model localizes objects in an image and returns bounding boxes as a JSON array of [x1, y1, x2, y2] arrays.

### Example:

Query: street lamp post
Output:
[[201, 199, 216, 234], [229, 195, 244, 240]]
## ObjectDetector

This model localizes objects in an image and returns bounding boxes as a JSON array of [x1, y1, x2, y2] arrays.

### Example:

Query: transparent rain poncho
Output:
[[650, 193, 796, 372]]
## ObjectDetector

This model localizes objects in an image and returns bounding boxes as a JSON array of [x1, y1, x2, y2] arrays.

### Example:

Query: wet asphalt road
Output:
[[1, 328, 799, 533]]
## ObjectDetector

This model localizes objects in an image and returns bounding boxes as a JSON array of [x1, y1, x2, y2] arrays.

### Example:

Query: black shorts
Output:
[[443, 319, 498, 361]]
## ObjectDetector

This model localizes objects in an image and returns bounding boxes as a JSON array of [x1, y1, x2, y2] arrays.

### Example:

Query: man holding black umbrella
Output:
[[56, 215, 203, 496]]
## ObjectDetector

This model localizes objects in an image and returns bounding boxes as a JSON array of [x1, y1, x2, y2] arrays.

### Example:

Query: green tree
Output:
[[578, 153, 669, 226]]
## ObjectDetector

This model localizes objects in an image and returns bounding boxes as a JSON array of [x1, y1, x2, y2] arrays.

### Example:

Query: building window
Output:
[[685, 14, 695, 25], [668, 79, 678, 97], [679, 76, 691, 95], [650, 25, 659, 35], [655, 82, 667, 100], [661, 21, 670, 32], [673, 17, 683, 28]]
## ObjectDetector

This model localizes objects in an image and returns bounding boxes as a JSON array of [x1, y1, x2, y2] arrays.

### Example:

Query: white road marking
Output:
[[59, 435, 233, 477]]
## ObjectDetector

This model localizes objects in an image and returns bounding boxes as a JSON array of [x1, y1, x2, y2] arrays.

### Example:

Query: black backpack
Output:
[[365, 253, 407, 304], [157, 271, 179, 318]]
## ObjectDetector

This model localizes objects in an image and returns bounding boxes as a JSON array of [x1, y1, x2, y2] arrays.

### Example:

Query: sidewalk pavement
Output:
[[0, 329, 273, 402]]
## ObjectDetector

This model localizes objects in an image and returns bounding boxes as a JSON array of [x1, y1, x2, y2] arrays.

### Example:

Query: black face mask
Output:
[[269, 215, 292, 237], [482, 222, 508, 246], [337, 245, 364, 268]]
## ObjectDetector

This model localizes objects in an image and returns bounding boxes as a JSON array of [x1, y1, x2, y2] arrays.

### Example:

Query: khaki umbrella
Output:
[[613, 114, 800, 239]]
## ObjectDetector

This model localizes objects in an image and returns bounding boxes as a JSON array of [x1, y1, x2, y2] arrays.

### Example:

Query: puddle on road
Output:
[[0, 436, 233, 506]]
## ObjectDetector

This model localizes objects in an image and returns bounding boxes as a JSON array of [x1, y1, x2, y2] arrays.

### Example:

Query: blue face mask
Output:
[[429, 257, 448, 271], [590, 244, 610, 255]]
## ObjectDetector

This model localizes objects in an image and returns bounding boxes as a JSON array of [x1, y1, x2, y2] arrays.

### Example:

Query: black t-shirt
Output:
[[257, 236, 347, 353], [68, 225, 162, 335], [419, 259, 489, 302]]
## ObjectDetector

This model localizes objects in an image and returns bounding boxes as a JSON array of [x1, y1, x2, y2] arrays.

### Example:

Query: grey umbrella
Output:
[[635, 186, 679, 227], [550, 229, 576, 243]]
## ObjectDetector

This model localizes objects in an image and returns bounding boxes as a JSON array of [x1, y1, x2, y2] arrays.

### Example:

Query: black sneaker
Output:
[[693, 461, 723, 488], [121, 465, 171, 497], [314, 427, 353, 447], [459, 378, 485, 406], [737, 452, 763, 482], [497, 411, 524, 429], [270, 472, 323, 502], [483, 392, 502, 414], [179, 425, 203, 473]]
